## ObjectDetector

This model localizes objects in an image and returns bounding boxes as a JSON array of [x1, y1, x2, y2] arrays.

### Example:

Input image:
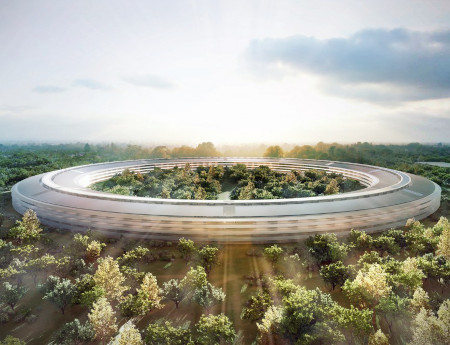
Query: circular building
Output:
[[11, 158, 441, 242]]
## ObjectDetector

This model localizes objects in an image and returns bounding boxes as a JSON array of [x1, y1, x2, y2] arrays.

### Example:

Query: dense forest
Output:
[[92, 165, 363, 200]]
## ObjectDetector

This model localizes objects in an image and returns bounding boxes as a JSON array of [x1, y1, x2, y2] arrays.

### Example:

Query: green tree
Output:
[[408, 299, 450, 345], [8, 209, 42, 243], [0, 336, 25, 345], [263, 245, 284, 269], [241, 291, 272, 322], [25, 254, 57, 284], [437, 226, 450, 260], [320, 261, 349, 290], [376, 293, 409, 334], [110, 320, 143, 345], [40, 275, 76, 314], [192, 282, 225, 314], [94, 256, 127, 302], [53, 319, 95, 345], [306, 233, 348, 266], [368, 329, 389, 345], [120, 273, 162, 316], [264, 145, 284, 158], [195, 313, 236, 345], [88, 297, 117, 345], [0, 282, 27, 311], [161, 278, 185, 308], [145, 321, 192, 345], [178, 238, 196, 264], [197, 245, 219, 275]]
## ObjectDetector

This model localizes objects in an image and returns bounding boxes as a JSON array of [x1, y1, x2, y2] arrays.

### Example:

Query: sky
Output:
[[0, 0, 449, 145]]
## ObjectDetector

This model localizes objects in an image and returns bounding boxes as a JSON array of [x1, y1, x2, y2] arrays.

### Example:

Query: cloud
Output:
[[33, 85, 66, 93], [72, 79, 110, 90], [246, 28, 450, 101], [122, 74, 176, 89]]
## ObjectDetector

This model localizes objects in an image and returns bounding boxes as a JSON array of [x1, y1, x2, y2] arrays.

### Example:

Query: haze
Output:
[[1, 0, 449, 144]]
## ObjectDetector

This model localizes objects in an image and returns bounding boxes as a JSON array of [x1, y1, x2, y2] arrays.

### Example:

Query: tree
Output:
[[145, 321, 192, 345], [343, 264, 392, 328], [241, 291, 272, 322], [320, 261, 349, 290], [86, 240, 106, 261], [195, 313, 236, 345], [408, 299, 450, 345], [409, 287, 430, 314], [264, 146, 284, 158], [376, 293, 409, 334], [178, 238, 196, 264], [395, 257, 425, 292], [192, 282, 225, 314], [197, 245, 219, 275], [110, 320, 143, 345], [368, 329, 389, 345], [8, 209, 42, 243], [306, 233, 348, 266], [53, 319, 95, 345], [93, 256, 127, 302], [25, 254, 57, 284], [0, 336, 25, 345], [263, 245, 284, 269], [332, 305, 372, 345], [41, 275, 76, 314], [0, 282, 27, 311], [180, 266, 208, 297], [278, 286, 344, 344], [161, 279, 185, 308], [88, 297, 117, 345], [437, 226, 450, 260], [120, 273, 162, 316]]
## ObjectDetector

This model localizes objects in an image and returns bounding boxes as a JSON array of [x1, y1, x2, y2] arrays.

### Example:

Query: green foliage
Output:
[[306, 233, 348, 265], [119, 246, 150, 266], [197, 245, 219, 275], [192, 282, 225, 312], [241, 291, 272, 321], [8, 209, 42, 243], [320, 261, 350, 290], [145, 321, 192, 345], [53, 319, 95, 345], [195, 313, 236, 345], [161, 278, 184, 308], [264, 145, 284, 158], [40, 275, 76, 314], [0, 282, 27, 310], [278, 286, 344, 344], [263, 245, 284, 267], [93, 163, 362, 201], [0, 336, 25, 345], [178, 238, 196, 263]]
